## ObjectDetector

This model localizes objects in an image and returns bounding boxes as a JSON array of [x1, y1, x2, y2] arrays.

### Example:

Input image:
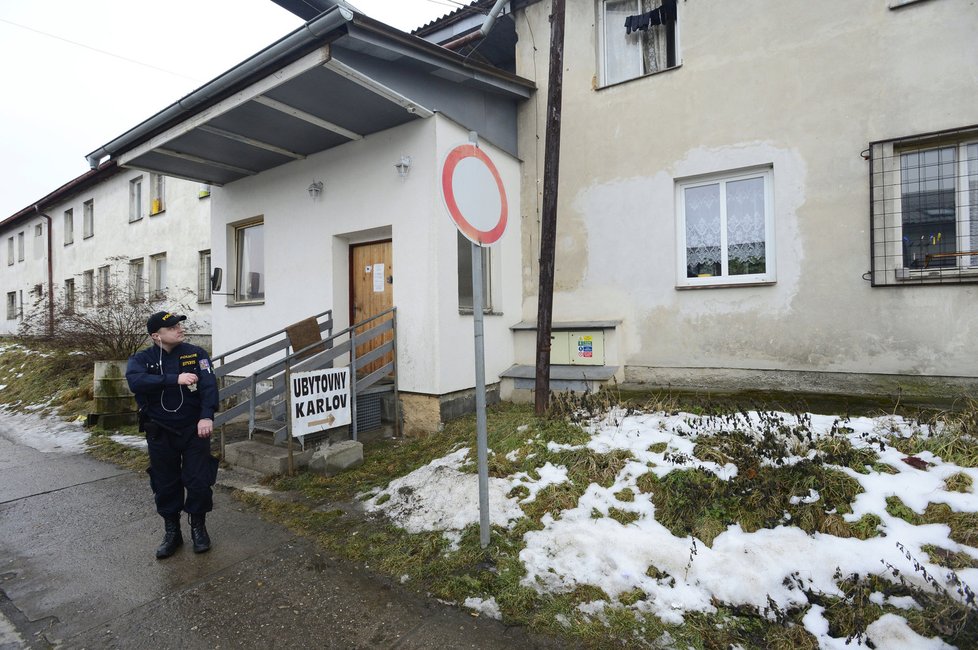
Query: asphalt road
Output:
[[0, 432, 561, 649]]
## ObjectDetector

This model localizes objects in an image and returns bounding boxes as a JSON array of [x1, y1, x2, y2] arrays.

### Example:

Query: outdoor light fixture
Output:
[[394, 156, 412, 179], [307, 180, 324, 199]]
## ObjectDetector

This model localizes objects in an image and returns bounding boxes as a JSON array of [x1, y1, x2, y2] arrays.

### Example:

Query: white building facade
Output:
[[1, 164, 213, 343]]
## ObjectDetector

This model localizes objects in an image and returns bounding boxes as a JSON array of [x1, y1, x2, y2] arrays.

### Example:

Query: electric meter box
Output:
[[550, 330, 605, 366]]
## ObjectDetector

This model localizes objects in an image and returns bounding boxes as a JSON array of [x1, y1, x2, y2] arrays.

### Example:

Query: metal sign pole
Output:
[[471, 240, 490, 548], [285, 364, 295, 476]]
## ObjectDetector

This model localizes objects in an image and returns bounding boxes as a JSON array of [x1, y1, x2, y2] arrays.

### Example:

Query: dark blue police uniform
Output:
[[126, 341, 219, 517]]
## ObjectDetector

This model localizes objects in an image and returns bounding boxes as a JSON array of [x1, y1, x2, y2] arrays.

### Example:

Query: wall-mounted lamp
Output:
[[307, 180, 324, 199], [394, 156, 412, 179]]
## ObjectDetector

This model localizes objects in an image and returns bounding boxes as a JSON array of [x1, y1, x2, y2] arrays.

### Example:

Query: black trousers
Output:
[[146, 420, 217, 517]]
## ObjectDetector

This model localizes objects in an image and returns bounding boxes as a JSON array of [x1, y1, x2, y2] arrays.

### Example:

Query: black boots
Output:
[[156, 515, 183, 559], [155, 513, 210, 557], [189, 513, 211, 553]]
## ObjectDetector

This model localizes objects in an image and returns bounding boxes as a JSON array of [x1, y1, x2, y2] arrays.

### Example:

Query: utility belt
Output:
[[138, 410, 194, 441]]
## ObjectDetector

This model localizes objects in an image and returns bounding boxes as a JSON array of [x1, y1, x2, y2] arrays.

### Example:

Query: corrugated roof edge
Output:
[[411, 0, 541, 36]]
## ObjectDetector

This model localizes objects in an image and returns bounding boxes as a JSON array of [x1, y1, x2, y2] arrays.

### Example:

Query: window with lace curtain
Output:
[[676, 168, 776, 288], [598, 0, 678, 86]]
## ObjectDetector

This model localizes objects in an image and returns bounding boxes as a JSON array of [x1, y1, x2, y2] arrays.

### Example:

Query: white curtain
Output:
[[685, 184, 721, 275], [603, 0, 668, 85], [726, 177, 766, 274]]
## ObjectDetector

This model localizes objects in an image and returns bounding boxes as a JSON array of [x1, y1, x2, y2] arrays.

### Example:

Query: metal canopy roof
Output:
[[93, 8, 534, 187]]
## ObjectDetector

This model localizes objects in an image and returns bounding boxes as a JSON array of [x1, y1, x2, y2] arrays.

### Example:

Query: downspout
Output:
[[34, 206, 54, 337], [443, 0, 508, 51]]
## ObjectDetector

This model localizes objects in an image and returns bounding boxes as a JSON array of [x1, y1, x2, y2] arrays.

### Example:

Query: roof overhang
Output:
[[88, 7, 534, 187]]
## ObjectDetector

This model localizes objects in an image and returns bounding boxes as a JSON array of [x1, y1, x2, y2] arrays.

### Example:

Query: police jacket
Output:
[[126, 342, 219, 427]]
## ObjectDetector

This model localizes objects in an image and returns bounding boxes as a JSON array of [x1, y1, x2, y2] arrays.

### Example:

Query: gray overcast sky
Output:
[[0, 0, 463, 218]]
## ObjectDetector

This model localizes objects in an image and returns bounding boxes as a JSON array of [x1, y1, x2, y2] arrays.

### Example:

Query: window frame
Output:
[[17, 231, 25, 262], [457, 231, 493, 313], [96, 265, 111, 305], [6, 292, 17, 320], [7, 237, 13, 265], [64, 209, 74, 246], [129, 258, 145, 302], [150, 174, 165, 215], [675, 167, 777, 289], [597, 0, 680, 88], [198, 250, 212, 304], [869, 126, 978, 286], [64, 278, 75, 314], [149, 253, 167, 300], [129, 176, 143, 222], [232, 220, 265, 304], [82, 270, 94, 307], [83, 199, 94, 238]]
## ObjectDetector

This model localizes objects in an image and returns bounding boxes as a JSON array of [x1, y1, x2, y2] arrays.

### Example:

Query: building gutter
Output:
[[84, 6, 354, 169], [442, 0, 508, 51], [34, 207, 54, 337]]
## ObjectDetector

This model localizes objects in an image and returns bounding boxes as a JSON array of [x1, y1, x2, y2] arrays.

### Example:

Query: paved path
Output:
[[0, 432, 561, 649]]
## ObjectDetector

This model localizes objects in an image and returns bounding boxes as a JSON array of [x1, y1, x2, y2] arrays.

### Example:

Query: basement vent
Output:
[[356, 394, 382, 432]]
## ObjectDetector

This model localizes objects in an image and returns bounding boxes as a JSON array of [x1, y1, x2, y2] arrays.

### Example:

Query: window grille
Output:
[[869, 125, 978, 286]]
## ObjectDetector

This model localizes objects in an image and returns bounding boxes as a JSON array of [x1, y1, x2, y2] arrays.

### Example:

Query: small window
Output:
[[129, 177, 143, 222], [199, 184, 211, 199], [64, 209, 74, 245], [96, 265, 111, 305], [869, 126, 978, 285], [233, 221, 264, 303], [150, 174, 165, 215], [64, 278, 75, 314], [598, 0, 678, 86], [457, 232, 492, 312], [33, 224, 44, 259], [82, 270, 94, 307], [129, 258, 145, 302], [6, 292, 17, 320], [198, 250, 212, 303], [676, 167, 776, 287], [7, 237, 13, 265], [150, 253, 167, 299], [83, 200, 94, 238], [17, 231, 25, 262]]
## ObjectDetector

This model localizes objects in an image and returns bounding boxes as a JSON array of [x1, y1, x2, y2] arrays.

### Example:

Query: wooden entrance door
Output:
[[350, 240, 394, 377]]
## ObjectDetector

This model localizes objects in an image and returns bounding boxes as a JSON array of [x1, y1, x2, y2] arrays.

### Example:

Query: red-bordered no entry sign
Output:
[[441, 144, 508, 246]]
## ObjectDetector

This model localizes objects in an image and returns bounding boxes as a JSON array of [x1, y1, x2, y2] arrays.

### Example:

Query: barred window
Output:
[[869, 126, 978, 285]]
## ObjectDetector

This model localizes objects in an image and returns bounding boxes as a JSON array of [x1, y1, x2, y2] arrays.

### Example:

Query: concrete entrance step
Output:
[[224, 440, 314, 475]]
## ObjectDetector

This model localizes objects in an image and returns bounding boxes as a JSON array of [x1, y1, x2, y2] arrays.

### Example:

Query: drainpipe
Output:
[[34, 206, 55, 337], [442, 0, 508, 51]]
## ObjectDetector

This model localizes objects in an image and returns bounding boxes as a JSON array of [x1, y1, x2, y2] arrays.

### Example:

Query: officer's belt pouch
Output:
[[206, 455, 219, 486], [143, 420, 161, 441]]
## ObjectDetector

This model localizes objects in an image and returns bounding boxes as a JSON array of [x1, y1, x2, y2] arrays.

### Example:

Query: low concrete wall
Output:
[[623, 366, 978, 406]]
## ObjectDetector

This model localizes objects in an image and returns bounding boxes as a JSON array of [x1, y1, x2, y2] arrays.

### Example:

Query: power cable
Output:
[[0, 17, 202, 83]]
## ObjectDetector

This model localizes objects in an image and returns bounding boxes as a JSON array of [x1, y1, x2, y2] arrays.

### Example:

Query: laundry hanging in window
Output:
[[624, 0, 677, 35]]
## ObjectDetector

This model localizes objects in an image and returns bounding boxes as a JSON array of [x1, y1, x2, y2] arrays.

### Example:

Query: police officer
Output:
[[126, 311, 219, 559]]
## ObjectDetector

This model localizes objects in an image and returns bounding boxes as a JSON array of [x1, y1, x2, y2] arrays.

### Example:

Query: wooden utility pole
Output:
[[534, 0, 566, 416]]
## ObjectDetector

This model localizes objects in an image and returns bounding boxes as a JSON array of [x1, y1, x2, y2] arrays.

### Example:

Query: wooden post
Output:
[[534, 0, 566, 416]]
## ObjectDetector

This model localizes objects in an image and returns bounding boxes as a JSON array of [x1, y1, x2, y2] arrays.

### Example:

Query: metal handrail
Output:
[[212, 307, 334, 376], [215, 308, 398, 454]]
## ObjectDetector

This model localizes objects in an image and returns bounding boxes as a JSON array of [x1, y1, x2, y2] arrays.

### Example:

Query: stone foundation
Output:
[[399, 384, 500, 437]]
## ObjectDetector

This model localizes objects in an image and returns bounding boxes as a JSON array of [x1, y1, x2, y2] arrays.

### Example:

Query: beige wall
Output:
[[513, 0, 978, 392]]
